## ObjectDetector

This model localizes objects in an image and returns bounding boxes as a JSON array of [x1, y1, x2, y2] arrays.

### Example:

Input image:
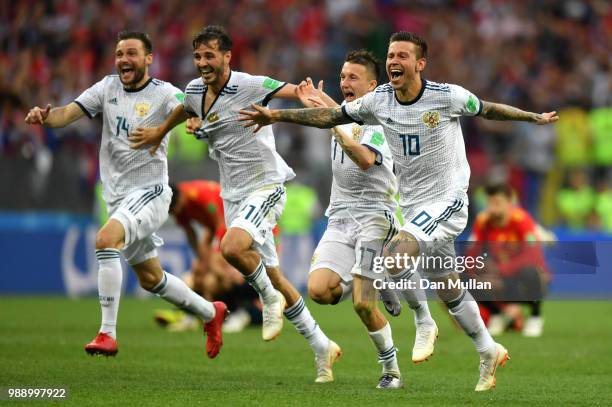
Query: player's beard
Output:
[[201, 64, 224, 85], [119, 65, 146, 88]]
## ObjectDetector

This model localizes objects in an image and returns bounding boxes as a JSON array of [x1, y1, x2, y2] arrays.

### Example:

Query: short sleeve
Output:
[[164, 85, 184, 117], [183, 81, 203, 117], [74, 77, 107, 119], [449, 84, 482, 117], [360, 125, 386, 165], [245, 75, 287, 106], [341, 92, 379, 126]]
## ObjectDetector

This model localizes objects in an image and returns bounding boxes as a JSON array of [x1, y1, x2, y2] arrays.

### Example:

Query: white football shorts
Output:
[[223, 184, 285, 268], [310, 210, 398, 282], [109, 184, 172, 265]]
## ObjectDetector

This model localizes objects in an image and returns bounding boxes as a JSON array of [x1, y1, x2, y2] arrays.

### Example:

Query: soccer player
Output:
[[297, 50, 436, 388], [469, 183, 550, 337], [128, 25, 340, 382], [24, 32, 227, 359], [239, 31, 559, 391]]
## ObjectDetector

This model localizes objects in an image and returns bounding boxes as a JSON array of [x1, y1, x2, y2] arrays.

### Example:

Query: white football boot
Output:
[[475, 343, 510, 391], [412, 321, 438, 363], [314, 340, 342, 383], [261, 290, 286, 341]]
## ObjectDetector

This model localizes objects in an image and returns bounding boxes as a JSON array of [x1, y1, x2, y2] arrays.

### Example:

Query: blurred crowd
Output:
[[0, 0, 611, 231]]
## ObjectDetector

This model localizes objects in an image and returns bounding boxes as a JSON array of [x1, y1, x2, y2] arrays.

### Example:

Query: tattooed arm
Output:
[[273, 106, 352, 128], [239, 104, 352, 133], [480, 101, 558, 125]]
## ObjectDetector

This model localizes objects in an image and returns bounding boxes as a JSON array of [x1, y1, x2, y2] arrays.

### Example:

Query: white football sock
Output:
[[389, 268, 434, 325], [96, 249, 122, 339], [151, 271, 216, 322], [368, 322, 399, 374], [284, 297, 329, 354], [244, 260, 277, 304], [446, 290, 495, 354]]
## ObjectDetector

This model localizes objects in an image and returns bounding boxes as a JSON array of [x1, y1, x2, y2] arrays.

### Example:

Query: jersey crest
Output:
[[207, 112, 220, 123], [422, 111, 441, 129], [135, 102, 150, 117], [352, 125, 362, 141]]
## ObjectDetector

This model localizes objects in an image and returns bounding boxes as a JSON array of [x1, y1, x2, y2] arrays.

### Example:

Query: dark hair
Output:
[[192, 25, 232, 51], [169, 183, 179, 213], [484, 183, 513, 199], [345, 49, 381, 80], [117, 31, 153, 54], [389, 31, 428, 59]]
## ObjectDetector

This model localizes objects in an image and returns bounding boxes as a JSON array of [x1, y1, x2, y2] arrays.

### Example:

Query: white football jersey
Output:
[[326, 122, 397, 218], [183, 71, 295, 201], [343, 79, 481, 208], [75, 75, 182, 204]]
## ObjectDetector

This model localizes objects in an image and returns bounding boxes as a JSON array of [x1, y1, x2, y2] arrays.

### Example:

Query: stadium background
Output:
[[1, 0, 610, 296], [1, 1, 611, 405]]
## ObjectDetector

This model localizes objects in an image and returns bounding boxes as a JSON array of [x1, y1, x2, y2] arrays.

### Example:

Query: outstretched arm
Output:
[[480, 101, 558, 125], [25, 102, 85, 128], [239, 104, 351, 133]]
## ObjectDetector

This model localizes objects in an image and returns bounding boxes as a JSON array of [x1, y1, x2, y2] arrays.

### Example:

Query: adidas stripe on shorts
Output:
[[223, 184, 286, 267], [310, 211, 399, 282], [400, 198, 468, 278], [109, 184, 172, 265]]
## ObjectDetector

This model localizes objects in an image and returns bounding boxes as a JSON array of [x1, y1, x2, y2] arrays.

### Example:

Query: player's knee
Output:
[[220, 238, 246, 266], [308, 281, 332, 304], [95, 231, 119, 251], [353, 298, 376, 322]]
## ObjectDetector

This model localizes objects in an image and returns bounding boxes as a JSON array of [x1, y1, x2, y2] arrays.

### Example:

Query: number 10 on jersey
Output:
[[399, 134, 420, 156]]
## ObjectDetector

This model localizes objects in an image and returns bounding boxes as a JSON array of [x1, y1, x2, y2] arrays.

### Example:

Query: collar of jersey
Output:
[[202, 70, 232, 119], [123, 77, 153, 93], [394, 78, 427, 106]]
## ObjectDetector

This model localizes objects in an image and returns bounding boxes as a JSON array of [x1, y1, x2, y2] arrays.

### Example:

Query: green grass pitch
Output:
[[1, 297, 611, 406]]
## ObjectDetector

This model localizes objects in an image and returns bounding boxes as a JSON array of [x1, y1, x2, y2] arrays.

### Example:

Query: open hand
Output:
[[238, 104, 274, 133], [296, 77, 325, 108], [25, 104, 51, 125], [534, 111, 559, 125]]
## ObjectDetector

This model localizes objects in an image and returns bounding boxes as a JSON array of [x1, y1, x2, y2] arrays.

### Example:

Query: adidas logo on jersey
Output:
[[386, 117, 394, 124], [108, 98, 118, 105]]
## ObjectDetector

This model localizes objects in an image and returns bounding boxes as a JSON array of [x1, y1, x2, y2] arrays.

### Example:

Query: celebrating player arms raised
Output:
[[24, 31, 227, 359], [292, 50, 436, 389], [240, 31, 558, 391], [128, 25, 341, 383]]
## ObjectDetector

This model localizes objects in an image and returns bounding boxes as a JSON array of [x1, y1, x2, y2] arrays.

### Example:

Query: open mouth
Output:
[[200, 68, 214, 76], [342, 90, 355, 99], [120, 66, 134, 75], [390, 69, 403, 79]]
